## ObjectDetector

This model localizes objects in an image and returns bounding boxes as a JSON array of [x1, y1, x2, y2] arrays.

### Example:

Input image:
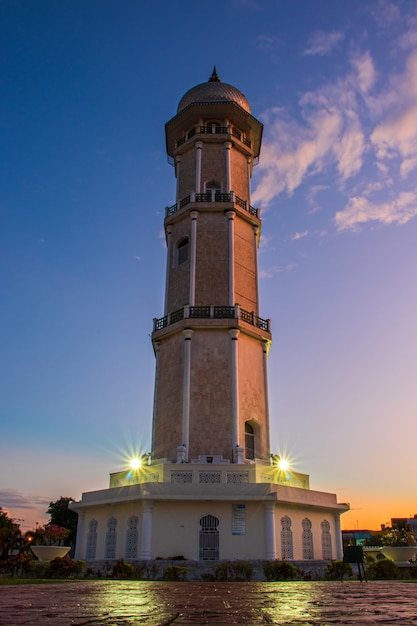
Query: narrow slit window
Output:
[[177, 238, 189, 265], [245, 422, 255, 460]]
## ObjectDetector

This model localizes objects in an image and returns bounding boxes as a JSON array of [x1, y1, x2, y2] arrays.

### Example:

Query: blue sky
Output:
[[1, 0, 417, 531]]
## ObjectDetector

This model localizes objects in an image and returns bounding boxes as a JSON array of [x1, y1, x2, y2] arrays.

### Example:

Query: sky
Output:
[[1, 0, 417, 533]]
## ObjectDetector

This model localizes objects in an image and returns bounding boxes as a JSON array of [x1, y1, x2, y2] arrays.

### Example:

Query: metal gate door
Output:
[[199, 514, 219, 560]]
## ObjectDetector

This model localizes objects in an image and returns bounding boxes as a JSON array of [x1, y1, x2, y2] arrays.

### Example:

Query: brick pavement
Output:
[[1, 580, 417, 625]]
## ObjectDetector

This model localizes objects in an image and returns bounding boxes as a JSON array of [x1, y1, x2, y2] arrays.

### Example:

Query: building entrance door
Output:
[[199, 515, 219, 560]]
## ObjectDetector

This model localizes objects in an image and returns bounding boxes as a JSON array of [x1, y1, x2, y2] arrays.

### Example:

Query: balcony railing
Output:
[[165, 192, 259, 218], [153, 305, 270, 333], [175, 125, 252, 149]]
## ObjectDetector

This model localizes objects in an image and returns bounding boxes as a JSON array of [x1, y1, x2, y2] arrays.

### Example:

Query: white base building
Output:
[[73, 459, 347, 562]]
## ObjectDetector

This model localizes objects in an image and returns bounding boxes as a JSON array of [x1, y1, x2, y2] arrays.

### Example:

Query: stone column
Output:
[[253, 225, 260, 315], [195, 141, 203, 193], [182, 329, 193, 460], [264, 501, 276, 560], [74, 510, 85, 560], [225, 141, 232, 192], [175, 156, 181, 203], [189, 211, 199, 306], [247, 156, 251, 202], [235, 445, 244, 464], [262, 340, 272, 457], [227, 211, 235, 306], [140, 501, 154, 559], [151, 341, 160, 453], [334, 512, 343, 560], [164, 226, 172, 315], [229, 329, 240, 454]]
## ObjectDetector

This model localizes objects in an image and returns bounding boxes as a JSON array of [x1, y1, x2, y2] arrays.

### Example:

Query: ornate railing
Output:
[[165, 192, 259, 218], [175, 126, 252, 149], [153, 305, 270, 333]]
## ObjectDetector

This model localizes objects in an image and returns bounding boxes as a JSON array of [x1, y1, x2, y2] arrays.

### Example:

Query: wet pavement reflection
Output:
[[1, 580, 417, 624]]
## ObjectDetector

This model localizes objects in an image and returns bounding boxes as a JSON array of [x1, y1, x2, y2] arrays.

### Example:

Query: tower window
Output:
[[177, 238, 189, 265], [245, 422, 255, 460], [205, 181, 221, 202], [205, 181, 221, 193]]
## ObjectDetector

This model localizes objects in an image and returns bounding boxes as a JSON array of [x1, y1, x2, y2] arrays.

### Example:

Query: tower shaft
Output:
[[151, 74, 271, 463]]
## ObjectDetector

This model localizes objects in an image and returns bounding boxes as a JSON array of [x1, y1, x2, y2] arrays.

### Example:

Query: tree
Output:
[[47, 498, 78, 546], [0, 508, 21, 559]]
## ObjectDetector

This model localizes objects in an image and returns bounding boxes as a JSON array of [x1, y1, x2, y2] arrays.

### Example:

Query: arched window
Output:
[[302, 518, 314, 559], [199, 514, 219, 560], [231, 126, 242, 141], [104, 517, 117, 560], [205, 180, 221, 192], [245, 422, 255, 460], [125, 515, 139, 560], [206, 121, 222, 134], [177, 237, 189, 265], [86, 519, 98, 560], [321, 520, 332, 560], [205, 180, 221, 201], [280, 515, 293, 560]]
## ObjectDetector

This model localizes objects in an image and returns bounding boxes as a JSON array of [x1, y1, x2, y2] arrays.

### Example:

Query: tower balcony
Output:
[[175, 125, 252, 150], [165, 191, 259, 220], [153, 304, 270, 334]]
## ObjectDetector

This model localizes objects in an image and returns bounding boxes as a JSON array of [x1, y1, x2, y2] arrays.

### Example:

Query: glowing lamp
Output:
[[130, 457, 142, 470]]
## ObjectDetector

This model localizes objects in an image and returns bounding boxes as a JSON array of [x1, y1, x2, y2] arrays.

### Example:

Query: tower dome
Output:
[[177, 67, 251, 114]]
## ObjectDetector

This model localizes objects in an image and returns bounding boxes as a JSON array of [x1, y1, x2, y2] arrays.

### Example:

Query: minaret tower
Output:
[[151, 69, 271, 464], [72, 70, 349, 565]]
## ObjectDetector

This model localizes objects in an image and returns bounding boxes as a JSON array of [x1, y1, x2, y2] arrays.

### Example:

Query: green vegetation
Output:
[[0, 508, 22, 560], [367, 558, 399, 580], [47, 497, 78, 547], [161, 565, 189, 581], [263, 560, 300, 581], [323, 560, 353, 580], [207, 561, 254, 581]]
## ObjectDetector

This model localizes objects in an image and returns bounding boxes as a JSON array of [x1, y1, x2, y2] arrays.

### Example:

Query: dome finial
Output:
[[209, 66, 221, 82]]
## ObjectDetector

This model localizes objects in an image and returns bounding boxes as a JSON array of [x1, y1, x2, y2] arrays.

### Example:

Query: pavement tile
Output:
[[1, 581, 417, 625]]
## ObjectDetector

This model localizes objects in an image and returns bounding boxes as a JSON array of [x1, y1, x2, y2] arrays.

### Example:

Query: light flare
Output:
[[130, 457, 142, 470], [278, 458, 290, 471]]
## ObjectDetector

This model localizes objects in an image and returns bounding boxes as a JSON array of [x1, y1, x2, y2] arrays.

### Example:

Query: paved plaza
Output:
[[1, 580, 417, 625]]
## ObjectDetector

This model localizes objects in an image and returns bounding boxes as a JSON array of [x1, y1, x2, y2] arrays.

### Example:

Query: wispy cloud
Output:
[[254, 27, 417, 232], [306, 185, 328, 213], [259, 234, 273, 249], [290, 230, 309, 241], [350, 50, 376, 94], [259, 263, 298, 278], [370, 50, 417, 179], [252, 73, 365, 206], [370, 0, 402, 29], [0, 489, 49, 511], [334, 190, 417, 231], [257, 34, 282, 52], [303, 30, 344, 56], [398, 18, 417, 50]]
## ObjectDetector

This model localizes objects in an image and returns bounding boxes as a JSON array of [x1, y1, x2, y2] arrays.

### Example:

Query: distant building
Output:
[[407, 516, 417, 537], [71, 70, 348, 563], [342, 530, 373, 547], [391, 515, 417, 538], [343, 514, 417, 548]]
